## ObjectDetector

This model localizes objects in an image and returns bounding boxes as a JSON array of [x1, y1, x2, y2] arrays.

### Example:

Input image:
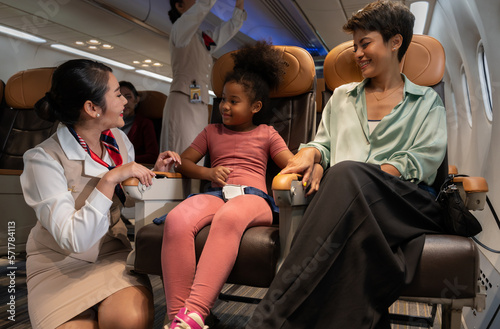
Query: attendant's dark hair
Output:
[[119, 80, 139, 98], [169, 0, 183, 23], [35, 59, 112, 126], [225, 40, 285, 115], [343, 0, 414, 62]]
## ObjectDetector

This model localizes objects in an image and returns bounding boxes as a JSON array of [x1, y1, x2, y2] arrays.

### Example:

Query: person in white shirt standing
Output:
[[160, 0, 246, 157]]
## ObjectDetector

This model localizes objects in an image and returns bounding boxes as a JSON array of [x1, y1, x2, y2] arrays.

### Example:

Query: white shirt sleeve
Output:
[[170, 0, 217, 48], [208, 5, 247, 54], [20, 147, 112, 253], [171, 0, 246, 49]]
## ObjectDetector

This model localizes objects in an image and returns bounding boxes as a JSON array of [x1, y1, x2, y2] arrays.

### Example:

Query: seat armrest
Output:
[[451, 176, 488, 211], [122, 171, 188, 272], [122, 171, 187, 231], [272, 173, 310, 206], [272, 173, 312, 269]]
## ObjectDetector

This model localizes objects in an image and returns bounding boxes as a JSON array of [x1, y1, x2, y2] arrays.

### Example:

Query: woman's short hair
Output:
[[343, 0, 415, 61], [35, 59, 112, 126]]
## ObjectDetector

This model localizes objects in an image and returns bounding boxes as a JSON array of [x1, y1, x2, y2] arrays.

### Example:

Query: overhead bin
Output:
[[93, 0, 151, 22]]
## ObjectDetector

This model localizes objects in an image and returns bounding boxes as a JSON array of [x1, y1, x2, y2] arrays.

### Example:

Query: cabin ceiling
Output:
[[0, 0, 423, 77]]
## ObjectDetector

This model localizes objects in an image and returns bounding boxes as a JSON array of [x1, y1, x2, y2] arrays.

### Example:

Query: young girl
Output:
[[160, 41, 316, 329]]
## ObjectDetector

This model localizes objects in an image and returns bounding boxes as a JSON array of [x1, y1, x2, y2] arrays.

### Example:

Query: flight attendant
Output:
[[247, 1, 448, 328], [160, 0, 246, 156], [21, 59, 180, 329]]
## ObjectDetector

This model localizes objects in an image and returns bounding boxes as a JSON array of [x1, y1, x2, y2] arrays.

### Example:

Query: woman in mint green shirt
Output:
[[247, 1, 447, 329]]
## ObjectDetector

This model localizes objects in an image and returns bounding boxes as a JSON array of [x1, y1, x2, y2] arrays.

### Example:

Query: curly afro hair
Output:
[[224, 40, 286, 106]]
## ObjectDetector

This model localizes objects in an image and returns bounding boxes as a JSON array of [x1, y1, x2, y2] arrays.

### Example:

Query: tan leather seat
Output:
[[0, 67, 57, 169], [136, 90, 167, 145]]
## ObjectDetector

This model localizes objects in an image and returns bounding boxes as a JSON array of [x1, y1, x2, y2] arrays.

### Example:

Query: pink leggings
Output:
[[160, 193, 273, 320]]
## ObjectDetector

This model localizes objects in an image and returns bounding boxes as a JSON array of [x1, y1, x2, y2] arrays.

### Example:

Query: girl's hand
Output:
[[153, 151, 182, 172], [305, 163, 324, 196], [209, 166, 232, 186]]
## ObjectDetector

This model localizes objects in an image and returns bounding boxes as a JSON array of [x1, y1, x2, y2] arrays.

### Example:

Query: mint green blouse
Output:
[[302, 75, 447, 186]]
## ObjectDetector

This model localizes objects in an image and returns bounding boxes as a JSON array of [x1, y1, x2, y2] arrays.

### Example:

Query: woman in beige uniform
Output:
[[160, 0, 246, 155], [21, 59, 181, 329]]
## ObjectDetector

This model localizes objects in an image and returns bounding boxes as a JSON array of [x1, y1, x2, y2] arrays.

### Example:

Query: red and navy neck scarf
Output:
[[68, 126, 126, 204], [202, 32, 216, 51]]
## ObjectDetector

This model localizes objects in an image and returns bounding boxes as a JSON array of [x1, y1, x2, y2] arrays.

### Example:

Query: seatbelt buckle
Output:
[[222, 184, 247, 201]]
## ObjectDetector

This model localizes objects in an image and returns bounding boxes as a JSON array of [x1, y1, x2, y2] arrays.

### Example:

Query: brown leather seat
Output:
[[0, 67, 57, 169], [132, 45, 317, 288], [136, 90, 167, 146]]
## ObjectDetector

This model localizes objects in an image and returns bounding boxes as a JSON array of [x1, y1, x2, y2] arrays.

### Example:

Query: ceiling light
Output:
[[87, 39, 101, 45], [410, 1, 429, 34], [88, 45, 98, 50], [75, 41, 85, 46], [143, 59, 152, 63], [0, 25, 46, 43], [153, 63, 163, 67], [102, 44, 114, 49], [51, 44, 135, 70], [133, 61, 141, 64], [135, 70, 173, 83]]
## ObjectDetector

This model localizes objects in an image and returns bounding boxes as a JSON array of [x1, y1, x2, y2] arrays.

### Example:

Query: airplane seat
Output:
[[125, 45, 317, 294], [135, 90, 167, 146], [273, 35, 486, 328], [0, 67, 57, 169], [0, 67, 57, 256]]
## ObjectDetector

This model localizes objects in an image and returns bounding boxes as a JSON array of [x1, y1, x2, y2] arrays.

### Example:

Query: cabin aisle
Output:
[[1, 256, 450, 329]]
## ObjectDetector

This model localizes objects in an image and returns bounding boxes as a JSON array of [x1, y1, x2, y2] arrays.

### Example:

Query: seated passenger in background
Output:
[[246, 1, 448, 328], [119, 80, 159, 164], [21, 59, 181, 329]]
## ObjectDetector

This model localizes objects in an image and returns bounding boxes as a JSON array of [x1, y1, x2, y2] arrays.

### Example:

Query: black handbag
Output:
[[436, 175, 483, 237]]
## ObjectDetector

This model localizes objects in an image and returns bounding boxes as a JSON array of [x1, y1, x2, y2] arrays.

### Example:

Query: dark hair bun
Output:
[[34, 92, 58, 122]]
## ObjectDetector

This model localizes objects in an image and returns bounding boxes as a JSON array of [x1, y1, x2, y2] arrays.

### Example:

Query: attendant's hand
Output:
[[235, 0, 244, 10], [208, 166, 232, 186], [153, 151, 182, 172], [98, 162, 155, 201]]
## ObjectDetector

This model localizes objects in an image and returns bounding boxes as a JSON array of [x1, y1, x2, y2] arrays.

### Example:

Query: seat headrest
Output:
[[211, 45, 316, 99], [323, 34, 445, 91], [136, 90, 167, 119], [5, 67, 55, 109]]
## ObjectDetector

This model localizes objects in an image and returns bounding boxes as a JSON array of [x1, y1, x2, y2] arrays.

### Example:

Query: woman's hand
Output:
[[153, 151, 182, 172], [107, 162, 156, 187], [97, 162, 156, 200], [305, 163, 324, 196], [280, 147, 320, 187], [208, 166, 232, 186]]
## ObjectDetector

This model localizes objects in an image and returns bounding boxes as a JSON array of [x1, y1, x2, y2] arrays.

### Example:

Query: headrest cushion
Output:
[[136, 90, 167, 119], [212, 45, 315, 98], [324, 35, 445, 91], [5, 67, 55, 109]]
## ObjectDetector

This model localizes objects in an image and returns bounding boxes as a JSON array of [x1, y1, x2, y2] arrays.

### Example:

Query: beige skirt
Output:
[[26, 237, 150, 329]]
